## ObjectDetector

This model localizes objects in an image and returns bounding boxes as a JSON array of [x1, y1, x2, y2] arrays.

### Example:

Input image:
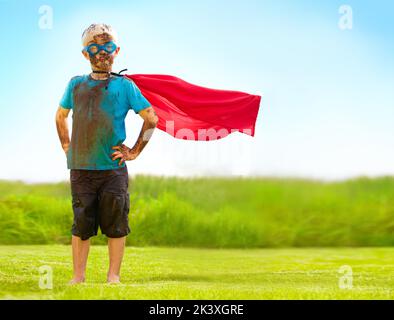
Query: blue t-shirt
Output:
[[59, 74, 151, 170]]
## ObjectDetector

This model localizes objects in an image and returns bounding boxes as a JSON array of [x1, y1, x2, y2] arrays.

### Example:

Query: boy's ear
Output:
[[114, 46, 120, 57], [81, 50, 90, 60]]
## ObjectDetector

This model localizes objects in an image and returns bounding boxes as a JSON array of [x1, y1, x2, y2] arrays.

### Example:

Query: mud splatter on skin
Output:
[[89, 53, 114, 72], [126, 108, 158, 156], [71, 79, 114, 168], [89, 33, 115, 72], [93, 32, 112, 43]]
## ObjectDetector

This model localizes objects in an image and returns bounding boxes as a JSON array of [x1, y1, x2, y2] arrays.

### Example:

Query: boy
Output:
[[55, 23, 158, 284]]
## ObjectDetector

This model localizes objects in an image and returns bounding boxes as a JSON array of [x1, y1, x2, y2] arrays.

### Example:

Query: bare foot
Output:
[[68, 277, 85, 285], [107, 275, 120, 284]]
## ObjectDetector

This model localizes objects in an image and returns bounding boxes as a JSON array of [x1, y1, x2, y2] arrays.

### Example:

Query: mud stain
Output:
[[71, 78, 113, 168]]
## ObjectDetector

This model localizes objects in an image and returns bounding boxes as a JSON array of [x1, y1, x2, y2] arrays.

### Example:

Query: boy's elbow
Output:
[[147, 115, 159, 127], [152, 116, 159, 126]]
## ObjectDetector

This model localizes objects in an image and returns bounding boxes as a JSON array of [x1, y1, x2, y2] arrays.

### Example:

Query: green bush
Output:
[[0, 175, 394, 247]]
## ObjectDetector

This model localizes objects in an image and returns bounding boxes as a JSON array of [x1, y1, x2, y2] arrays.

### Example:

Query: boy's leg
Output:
[[107, 236, 126, 283], [70, 235, 90, 283], [97, 165, 131, 283], [69, 169, 100, 284]]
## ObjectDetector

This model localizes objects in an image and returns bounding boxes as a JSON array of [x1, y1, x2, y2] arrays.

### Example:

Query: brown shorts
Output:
[[70, 165, 130, 240]]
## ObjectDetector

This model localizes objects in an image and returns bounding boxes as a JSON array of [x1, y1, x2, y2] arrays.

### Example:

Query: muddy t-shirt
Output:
[[59, 74, 151, 170]]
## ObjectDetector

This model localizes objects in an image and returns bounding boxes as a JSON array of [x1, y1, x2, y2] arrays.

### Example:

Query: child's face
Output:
[[82, 32, 120, 71]]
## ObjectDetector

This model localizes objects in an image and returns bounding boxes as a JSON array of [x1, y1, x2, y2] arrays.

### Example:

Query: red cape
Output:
[[126, 74, 261, 141]]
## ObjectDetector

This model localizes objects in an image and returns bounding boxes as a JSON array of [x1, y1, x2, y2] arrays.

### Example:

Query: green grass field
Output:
[[1, 175, 394, 299], [1, 245, 393, 300]]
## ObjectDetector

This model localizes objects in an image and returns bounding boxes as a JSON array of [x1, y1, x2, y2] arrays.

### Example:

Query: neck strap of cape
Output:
[[92, 68, 128, 77]]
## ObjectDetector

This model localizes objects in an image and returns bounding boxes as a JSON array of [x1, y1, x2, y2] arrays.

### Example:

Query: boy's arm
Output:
[[111, 106, 158, 165], [55, 106, 71, 154], [132, 106, 159, 153]]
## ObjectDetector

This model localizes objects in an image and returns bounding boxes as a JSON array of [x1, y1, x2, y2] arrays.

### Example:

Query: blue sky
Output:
[[0, 0, 393, 182]]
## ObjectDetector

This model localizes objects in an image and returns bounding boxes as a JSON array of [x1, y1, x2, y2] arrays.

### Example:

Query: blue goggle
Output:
[[84, 41, 117, 56]]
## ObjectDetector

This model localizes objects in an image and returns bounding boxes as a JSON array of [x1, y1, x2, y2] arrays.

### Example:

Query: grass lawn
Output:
[[0, 245, 393, 299]]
